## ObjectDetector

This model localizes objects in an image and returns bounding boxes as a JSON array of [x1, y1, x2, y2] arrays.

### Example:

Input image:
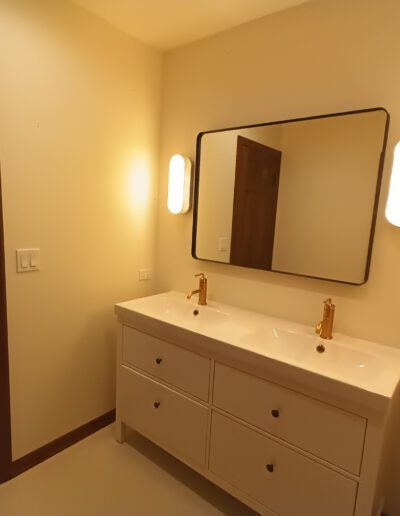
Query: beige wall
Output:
[[272, 111, 385, 282], [0, 0, 162, 459], [156, 2, 400, 511], [157, 0, 400, 347], [196, 131, 237, 263]]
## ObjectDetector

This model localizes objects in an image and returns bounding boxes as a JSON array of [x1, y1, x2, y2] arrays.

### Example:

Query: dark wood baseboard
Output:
[[9, 409, 115, 480], [0, 171, 12, 484]]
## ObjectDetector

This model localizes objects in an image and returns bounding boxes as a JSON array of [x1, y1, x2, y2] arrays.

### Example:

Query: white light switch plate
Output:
[[16, 248, 40, 272], [218, 237, 229, 252]]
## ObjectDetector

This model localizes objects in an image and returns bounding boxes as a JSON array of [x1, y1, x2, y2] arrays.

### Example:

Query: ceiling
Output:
[[71, 0, 312, 51]]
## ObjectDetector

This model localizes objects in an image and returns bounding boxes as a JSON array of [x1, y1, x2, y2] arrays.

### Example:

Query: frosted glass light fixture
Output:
[[167, 154, 192, 214], [385, 142, 400, 227]]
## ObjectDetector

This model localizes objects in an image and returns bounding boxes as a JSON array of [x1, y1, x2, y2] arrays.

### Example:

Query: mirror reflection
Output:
[[193, 109, 388, 284]]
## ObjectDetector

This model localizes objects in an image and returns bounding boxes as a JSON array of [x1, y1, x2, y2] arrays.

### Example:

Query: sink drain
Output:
[[316, 344, 325, 353], [193, 309, 199, 316]]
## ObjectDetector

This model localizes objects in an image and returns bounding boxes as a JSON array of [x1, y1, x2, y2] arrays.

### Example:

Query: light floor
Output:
[[0, 425, 256, 516]]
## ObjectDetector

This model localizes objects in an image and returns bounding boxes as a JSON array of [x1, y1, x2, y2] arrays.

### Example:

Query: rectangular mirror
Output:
[[192, 108, 389, 284]]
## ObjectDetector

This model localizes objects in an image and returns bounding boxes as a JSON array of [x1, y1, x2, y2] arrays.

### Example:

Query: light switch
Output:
[[16, 248, 40, 272], [30, 251, 38, 268], [20, 254, 29, 269], [218, 237, 229, 252]]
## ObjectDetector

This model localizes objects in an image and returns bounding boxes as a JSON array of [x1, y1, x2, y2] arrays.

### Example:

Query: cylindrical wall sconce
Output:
[[167, 154, 192, 214], [386, 142, 400, 226]]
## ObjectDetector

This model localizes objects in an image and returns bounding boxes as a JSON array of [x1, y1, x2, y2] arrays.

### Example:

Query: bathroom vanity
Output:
[[115, 291, 400, 516]]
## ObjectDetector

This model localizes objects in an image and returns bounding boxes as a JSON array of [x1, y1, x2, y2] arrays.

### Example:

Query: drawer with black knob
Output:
[[119, 365, 208, 466], [209, 412, 357, 516], [122, 326, 210, 400]]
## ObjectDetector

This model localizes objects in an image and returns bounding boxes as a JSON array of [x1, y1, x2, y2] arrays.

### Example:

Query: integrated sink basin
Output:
[[122, 291, 233, 329], [241, 327, 385, 383], [115, 291, 400, 407]]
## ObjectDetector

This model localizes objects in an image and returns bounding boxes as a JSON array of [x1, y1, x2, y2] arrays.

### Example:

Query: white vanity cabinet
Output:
[[115, 293, 400, 516]]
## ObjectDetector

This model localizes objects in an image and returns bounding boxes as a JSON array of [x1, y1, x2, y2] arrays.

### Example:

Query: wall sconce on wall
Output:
[[386, 142, 400, 227], [167, 154, 192, 214]]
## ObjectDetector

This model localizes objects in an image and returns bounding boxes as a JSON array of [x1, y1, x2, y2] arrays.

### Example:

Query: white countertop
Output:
[[115, 291, 400, 409]]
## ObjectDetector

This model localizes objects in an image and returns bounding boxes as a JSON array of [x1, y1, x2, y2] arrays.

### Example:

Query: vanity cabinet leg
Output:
[[115, 420, 126, 443]]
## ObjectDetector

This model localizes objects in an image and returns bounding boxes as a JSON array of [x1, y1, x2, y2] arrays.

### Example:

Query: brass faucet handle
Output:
[[195, 273, 206, 279], [316, 297, 335, 340]]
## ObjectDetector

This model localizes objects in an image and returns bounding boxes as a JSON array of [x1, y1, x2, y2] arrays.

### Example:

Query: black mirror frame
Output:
[[191, 107, 390, 285]]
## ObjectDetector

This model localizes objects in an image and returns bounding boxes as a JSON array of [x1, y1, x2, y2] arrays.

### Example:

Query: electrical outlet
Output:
[[138, 269, 152, 281]]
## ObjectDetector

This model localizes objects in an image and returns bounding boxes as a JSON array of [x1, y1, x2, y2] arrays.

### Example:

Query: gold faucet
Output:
[[315, 298, 335, 340], [187, 273, 207, 305]]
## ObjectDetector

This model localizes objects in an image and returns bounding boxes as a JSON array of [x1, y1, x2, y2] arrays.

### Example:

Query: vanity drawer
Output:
[[210, 412, 357, 516], [213, 363, 366, 474], [122, 326, 210, 401], [119, 365, 208, 466]]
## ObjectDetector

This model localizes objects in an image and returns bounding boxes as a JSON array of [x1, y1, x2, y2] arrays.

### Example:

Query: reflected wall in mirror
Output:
[[193, 108, 389, 284]]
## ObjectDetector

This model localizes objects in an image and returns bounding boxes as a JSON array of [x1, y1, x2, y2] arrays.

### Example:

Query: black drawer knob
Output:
[[271, 409, 280, 418], [153, 401, 160, 409], [266, 463, 274, 473], [155, 357, 162, 365]]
